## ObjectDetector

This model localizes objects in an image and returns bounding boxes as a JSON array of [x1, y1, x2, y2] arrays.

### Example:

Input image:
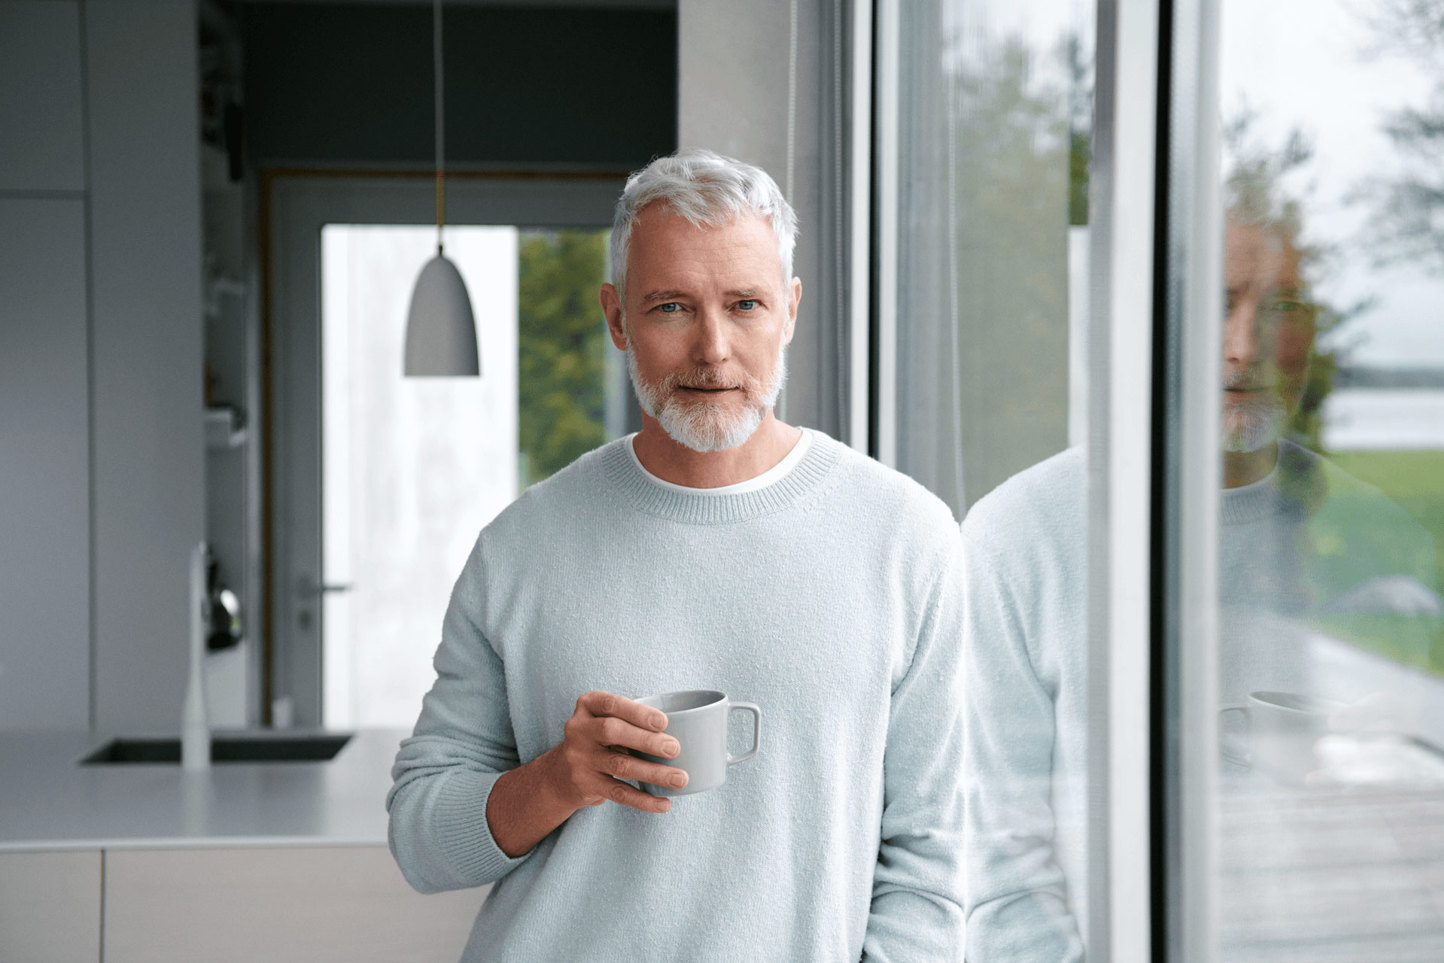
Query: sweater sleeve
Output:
[[386, 541, 531, 893], [861, 531, 968, 961], [960, 519, 1085, 961]]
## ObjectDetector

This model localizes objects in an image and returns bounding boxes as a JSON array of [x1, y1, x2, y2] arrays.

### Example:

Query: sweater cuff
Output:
[[433, 768, 531, 884]]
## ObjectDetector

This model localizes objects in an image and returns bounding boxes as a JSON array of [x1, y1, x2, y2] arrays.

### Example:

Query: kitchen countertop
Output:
[[0, 728, 410, 852]]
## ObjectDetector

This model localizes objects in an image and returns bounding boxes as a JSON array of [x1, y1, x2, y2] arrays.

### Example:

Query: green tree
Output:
[[517, 229, 610, 485]]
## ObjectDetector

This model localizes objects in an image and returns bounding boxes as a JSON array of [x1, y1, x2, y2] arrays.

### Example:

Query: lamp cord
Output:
[[434, 0, 445, 255]]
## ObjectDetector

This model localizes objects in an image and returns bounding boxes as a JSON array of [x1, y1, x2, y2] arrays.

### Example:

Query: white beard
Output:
[[626, 342, 787, 453], [1221, 395, 1286, 453]]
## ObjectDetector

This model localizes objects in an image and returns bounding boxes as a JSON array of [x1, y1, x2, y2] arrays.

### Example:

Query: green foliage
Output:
[[1326, 449, 1444, 677], [517, 229, 610, 486]]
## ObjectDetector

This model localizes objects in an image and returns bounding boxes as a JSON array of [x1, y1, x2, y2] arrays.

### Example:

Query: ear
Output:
[[600, 283, 628, 351], [783, 277, 801, 345]]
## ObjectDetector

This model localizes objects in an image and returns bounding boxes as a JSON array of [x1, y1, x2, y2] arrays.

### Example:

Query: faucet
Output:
[[182, 541, 211, 770]]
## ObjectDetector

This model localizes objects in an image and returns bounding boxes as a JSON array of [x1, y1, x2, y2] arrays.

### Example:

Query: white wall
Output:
[[0, 0, 204, 731]]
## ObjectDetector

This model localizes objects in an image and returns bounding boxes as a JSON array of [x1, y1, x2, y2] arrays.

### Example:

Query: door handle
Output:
[[298, 576, 354, 597]]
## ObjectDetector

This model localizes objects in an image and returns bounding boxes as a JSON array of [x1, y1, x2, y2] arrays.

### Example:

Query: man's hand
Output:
[[546, 690, 688, 812], [487, 691, 686, 857]]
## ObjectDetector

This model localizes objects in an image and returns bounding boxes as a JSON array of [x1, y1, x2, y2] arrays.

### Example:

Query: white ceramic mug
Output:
[[1220, 690, 1341, 784], [633, 690, 761, 796]]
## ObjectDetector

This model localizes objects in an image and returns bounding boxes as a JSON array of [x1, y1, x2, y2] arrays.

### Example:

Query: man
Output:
[[961, 208, 1438, 959], [388, 149, 965, 960]]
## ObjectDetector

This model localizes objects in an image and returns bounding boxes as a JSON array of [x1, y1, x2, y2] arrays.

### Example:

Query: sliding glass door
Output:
[[876, 0, 1444, 957]]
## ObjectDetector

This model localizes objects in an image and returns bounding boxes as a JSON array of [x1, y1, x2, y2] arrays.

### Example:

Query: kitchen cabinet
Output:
[[0, 197, 92, 728], [0, 850, 102, 962], [103, 845, 485, 962], [0, 0, 85, 191], [1, 733, 487, 960]]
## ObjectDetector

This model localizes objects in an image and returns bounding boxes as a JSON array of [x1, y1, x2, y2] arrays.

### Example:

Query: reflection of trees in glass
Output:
[[1355, 0, 1444, 272], [517, 229, 609, 486], [1224, 112, 1367, 452], [1066, 34, 1092, 227], [942, 33, 1074, 505]]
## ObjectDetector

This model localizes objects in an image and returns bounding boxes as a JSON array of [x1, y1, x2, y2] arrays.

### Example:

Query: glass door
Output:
[[1188, 0, 1444, 958]]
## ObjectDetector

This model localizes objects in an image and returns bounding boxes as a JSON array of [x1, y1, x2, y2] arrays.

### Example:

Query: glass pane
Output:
[[1214, 0, 1444, 956], [894, 0, 1092, 517], [320, 224, 614, 728], [898, 1, 1103, 959]]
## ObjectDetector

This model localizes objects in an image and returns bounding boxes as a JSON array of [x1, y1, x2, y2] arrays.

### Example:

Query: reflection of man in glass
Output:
[[1221, 216, 1313, 479], [961, 207, 1440, 960]]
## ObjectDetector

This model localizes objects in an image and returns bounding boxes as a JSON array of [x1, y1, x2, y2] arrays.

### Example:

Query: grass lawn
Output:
[[1325, 448, 1444, 676]]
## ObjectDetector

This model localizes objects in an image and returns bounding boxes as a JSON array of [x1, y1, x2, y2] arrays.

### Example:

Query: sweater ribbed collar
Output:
[[599, 428, 844, 525], [1219, 439, 1314, 527]]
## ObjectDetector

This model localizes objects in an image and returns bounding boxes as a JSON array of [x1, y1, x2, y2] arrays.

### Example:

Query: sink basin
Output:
[[81, 732, 353, 765]]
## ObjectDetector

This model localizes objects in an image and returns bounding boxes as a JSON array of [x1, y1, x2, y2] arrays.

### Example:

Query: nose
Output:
[[1223, 298, 1261, 368], [691, 307, 730, 366]]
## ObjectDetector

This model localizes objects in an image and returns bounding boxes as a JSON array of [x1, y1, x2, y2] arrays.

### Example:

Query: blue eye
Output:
[[658, 302, 680, 313], [736, 299, 758, 311]]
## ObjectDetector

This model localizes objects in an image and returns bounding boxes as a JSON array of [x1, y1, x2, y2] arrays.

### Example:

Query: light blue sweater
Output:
[[388, 430, 966, 961]]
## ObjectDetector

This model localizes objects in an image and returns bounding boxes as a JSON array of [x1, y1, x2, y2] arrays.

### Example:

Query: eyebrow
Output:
[[641, 291, 689, 304], [639, 287, 769, 304]]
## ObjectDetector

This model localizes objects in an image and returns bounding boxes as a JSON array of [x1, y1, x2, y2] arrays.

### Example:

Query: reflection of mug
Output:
[[633, 690, 761, 797], [1220, 690, 1341, 784]]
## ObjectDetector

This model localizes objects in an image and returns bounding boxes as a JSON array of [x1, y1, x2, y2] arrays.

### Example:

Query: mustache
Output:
[[660, 366, 761, 394], [1222, 368, 1274, 391]]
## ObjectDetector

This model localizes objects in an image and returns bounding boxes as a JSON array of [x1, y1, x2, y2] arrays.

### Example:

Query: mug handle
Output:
[[727, 702, 761, 765], [1219, 704, 1251, 767]]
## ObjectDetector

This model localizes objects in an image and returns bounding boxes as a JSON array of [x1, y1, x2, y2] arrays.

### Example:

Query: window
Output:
[[1204, 0, 1444, 956]]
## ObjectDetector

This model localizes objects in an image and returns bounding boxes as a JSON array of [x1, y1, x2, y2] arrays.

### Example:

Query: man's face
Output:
[[600, 203, 800, 453], [1221, 220, 1317, 453]]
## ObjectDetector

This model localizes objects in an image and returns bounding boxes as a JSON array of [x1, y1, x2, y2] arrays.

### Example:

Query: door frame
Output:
[[263, 171, 623, 727]]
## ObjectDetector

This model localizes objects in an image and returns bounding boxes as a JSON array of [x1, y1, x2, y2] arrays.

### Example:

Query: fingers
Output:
[[575, 691, 678, 758], [577, 690, 668, 733], [596, 746, 689, 792], [599, 776, 674, 814]]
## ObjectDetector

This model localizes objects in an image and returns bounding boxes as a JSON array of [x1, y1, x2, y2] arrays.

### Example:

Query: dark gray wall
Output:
[[242, 3, 677, 167]]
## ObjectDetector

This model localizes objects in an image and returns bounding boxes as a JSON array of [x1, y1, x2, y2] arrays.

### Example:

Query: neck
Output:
[[632, 411, 802, 488], [1222, 441, 1278, 489]]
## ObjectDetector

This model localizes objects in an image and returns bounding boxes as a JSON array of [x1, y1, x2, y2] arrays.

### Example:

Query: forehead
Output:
[[1225, 220, 1304, 291], [626, 202, 782, 289]]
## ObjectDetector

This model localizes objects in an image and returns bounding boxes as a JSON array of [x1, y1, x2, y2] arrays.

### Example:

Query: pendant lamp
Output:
[[404, 0, 479, 377]]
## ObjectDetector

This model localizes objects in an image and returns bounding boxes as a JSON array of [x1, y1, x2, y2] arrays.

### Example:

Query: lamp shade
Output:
[[404, 253, 480, 376]]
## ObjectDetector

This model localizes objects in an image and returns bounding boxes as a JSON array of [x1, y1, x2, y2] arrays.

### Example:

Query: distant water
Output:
[[1322, 388, 1444, 451]]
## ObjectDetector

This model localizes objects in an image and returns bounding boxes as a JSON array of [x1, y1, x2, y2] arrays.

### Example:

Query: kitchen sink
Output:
[[81, 732, 353, 765]]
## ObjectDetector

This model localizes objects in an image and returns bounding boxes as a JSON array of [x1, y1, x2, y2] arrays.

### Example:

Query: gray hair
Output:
[[609, 148, 798, 302]]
